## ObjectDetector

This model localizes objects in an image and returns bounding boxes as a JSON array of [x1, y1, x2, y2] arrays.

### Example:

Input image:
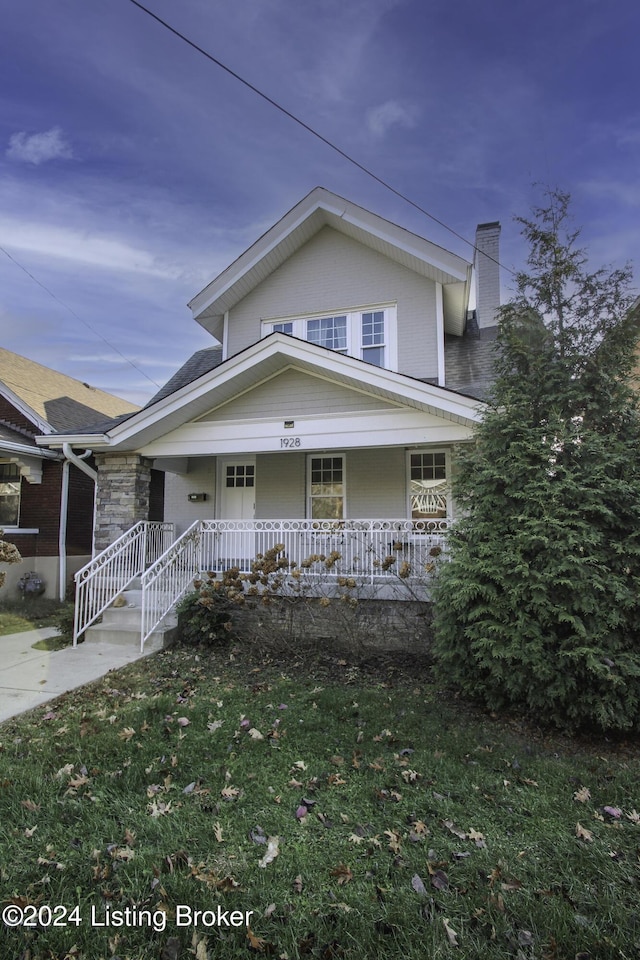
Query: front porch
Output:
[[73, 518, 451, 651]]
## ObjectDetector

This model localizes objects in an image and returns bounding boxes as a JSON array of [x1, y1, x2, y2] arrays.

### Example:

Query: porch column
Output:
[[93, 453, 153, 551]]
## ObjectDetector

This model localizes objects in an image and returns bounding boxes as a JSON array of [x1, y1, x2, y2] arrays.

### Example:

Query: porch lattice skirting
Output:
[[74, 519, 450, 651]]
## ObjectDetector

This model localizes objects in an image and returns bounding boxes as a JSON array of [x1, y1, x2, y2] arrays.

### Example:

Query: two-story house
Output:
[[38, 188, 500, 645]]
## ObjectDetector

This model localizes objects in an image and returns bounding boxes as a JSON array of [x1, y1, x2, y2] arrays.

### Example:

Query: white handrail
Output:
[[73, 521, 174, 646], [138, 517, 451, 651], [140, 521, 202, 652]]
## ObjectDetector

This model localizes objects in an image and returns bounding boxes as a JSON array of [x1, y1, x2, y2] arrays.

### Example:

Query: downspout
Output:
[[59, 445, 97, 602]]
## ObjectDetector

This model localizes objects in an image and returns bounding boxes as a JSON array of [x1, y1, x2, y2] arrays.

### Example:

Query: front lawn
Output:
[[0, 645, 638, 959]]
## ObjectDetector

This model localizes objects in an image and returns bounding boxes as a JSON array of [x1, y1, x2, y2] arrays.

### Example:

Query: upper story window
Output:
[[0, 463, 21, 527], [263, 304, 396, 370]]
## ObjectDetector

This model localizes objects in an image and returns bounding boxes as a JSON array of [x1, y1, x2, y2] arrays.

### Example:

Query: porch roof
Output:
[[37, 334, 486, 454]]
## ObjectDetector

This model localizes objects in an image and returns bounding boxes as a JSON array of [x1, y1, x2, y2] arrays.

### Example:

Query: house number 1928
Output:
[[280, 437, 301, 448]]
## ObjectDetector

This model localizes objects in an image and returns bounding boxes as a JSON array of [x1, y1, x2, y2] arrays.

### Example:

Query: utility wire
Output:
[[0, 244, 162, 389], [126, 0, 512, 275]]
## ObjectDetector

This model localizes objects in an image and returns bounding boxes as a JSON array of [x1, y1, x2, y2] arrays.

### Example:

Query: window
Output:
[[226, 464, 255, 488], [263, 305, 396, 369], [308, 455, 345, 519], [0, 463, 21, 527], [409, 452, 448, 519], [307, 315, 347, 352], [361, 310, 385, 366]]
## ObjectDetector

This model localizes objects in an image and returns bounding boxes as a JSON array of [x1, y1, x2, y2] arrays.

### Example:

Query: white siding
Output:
[[255, 452, 305, 518], [198, 368, 397, 421], [347, 448, 406, 517], [227, 227, 439, 381], [163, 458, 216, 535]]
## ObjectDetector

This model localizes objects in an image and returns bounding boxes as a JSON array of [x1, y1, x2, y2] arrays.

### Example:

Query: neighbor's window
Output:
[[308, 455, 345, 520], [0, 463, 21, 527], [409, 452, 448, 519], [263, 305, 396, 369]]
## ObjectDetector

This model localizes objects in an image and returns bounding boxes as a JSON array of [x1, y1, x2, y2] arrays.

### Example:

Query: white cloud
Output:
[[0, 216, 184, 277], [367, 100, 418, 138], [6, 127, 73, 165]]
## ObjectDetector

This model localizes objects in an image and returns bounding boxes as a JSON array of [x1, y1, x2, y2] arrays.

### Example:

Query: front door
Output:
[[219, 459, 256, 569]]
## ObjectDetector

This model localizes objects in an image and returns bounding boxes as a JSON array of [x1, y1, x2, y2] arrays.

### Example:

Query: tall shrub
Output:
[[432, 190, 640, 732]]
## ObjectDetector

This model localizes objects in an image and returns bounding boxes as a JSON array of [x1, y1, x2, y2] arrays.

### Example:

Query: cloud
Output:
[[367, 100, 418, 138], [6, 127, 73, 165], [0, 216, 185, 277]]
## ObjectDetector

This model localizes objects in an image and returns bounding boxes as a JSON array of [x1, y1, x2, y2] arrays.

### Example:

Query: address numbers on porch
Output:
[[280, 437, 302, 448]]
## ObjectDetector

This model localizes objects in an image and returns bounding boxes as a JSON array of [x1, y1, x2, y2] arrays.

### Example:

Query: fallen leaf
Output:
[[247, 926, 266, 952], [330, 864, 353, 885], [21, 799, 40, 812], [249, 826, 267, 845], [248, 728, 264, 740], [258, 836, 280, 868], [118, 727, 136, 741], [177, 717, 190, 727], [442, 917, 459, 946], [576, 822, 593, 842], [468, 828, 486, 848], [442, 819, 467, 840], [574, 786, 591, 803], [207, 720, 224, 732], [430, 869, 449, 891], [214, 822, 224, 843], [411, 874, 428, 896], [603, 806, 622, 819], [221, 786, 240, 800], [264, 903, 276, 918], [295, 805, 308, 820], [292, 875, 303, 893]]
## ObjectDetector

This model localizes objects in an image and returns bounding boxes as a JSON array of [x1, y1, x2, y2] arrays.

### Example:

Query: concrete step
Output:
[[83, 618, 177, 650]]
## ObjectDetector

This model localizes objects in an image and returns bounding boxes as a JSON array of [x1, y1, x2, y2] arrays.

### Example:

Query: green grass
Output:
[[0, 645, 638, 959], [0, 598, 71, 639]]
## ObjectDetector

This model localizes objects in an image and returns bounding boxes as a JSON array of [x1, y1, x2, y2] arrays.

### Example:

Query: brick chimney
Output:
[[474, 222, 501, 330]]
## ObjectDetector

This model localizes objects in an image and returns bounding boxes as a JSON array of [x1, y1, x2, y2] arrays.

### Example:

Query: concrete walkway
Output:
[[0, 628, 160, 724]]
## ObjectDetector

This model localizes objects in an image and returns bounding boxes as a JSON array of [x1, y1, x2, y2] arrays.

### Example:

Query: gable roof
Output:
[[37, 333, 486, 453], [0, 348, 139, 435], [189, 187, 473, 340]]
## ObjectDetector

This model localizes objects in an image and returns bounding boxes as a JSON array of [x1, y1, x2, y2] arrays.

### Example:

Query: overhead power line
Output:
[[126, 0, 512, 275], [0, 244, 162, 389]]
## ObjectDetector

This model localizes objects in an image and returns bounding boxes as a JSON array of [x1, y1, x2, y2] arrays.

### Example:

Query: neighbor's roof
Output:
[[0, 347, 139, 434]]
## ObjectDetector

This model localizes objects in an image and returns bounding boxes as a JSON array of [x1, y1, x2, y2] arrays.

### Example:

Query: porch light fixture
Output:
[[284, 420, 295, 428], [188, 493, 207, 502]]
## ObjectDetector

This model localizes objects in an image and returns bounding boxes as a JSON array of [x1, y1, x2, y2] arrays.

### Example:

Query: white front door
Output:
[[219, 459, 256, 568]]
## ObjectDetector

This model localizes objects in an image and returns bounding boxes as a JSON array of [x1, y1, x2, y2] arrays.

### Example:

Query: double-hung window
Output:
[[0, 463, 21, 527], [263, 305, 396, 370], [308, 455, 345, 520]]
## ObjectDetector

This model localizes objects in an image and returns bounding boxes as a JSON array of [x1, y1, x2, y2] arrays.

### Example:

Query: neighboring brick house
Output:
[[39, 187, 500, 559], [0, 349, 139, 599]]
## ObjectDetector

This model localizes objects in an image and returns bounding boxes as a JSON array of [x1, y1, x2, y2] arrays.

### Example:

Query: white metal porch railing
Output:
[[73, 521, 174, 646], [138, 518, 451, 652]]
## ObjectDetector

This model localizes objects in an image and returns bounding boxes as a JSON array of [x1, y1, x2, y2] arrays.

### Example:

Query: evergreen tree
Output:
[[432, 190, 640, 732]]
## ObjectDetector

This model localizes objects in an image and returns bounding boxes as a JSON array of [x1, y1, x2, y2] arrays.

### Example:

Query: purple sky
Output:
[[1, 0, 638, 404]]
